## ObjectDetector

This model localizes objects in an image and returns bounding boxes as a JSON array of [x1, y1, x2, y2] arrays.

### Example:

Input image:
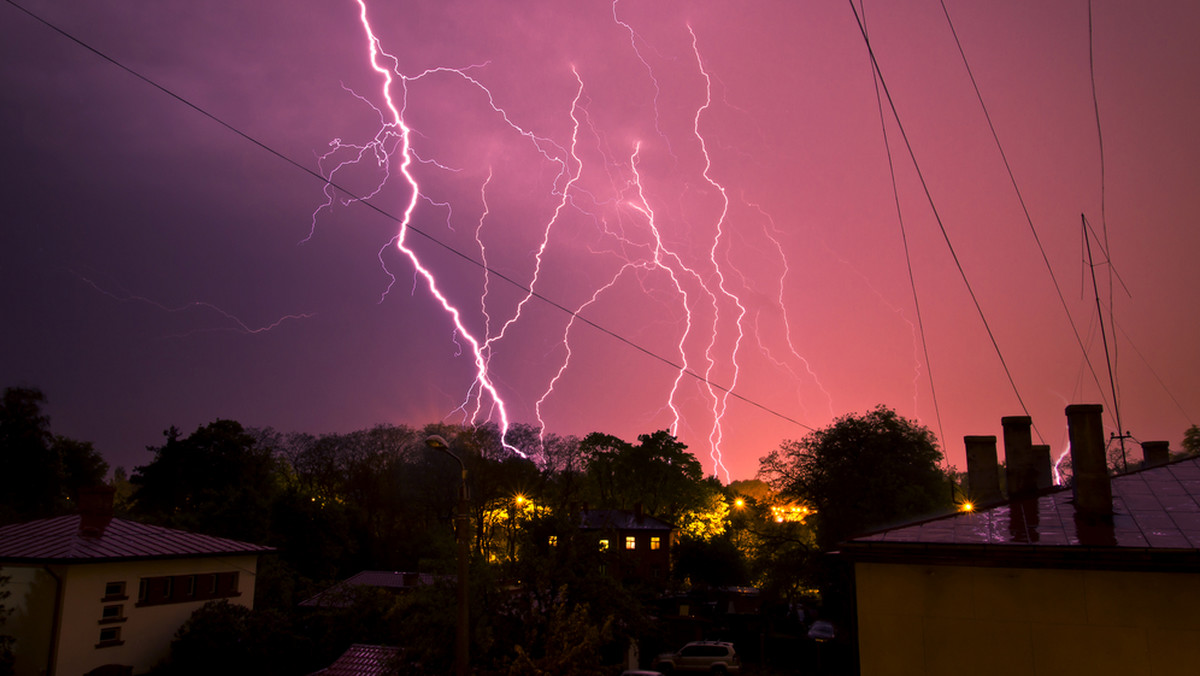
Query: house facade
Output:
[[579, 506, 674, 584], [0, 489, 273, 676], [841, 406, 1200, 676]]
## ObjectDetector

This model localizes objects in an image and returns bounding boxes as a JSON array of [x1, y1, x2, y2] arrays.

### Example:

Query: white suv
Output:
[[653, 641, 741, 674]]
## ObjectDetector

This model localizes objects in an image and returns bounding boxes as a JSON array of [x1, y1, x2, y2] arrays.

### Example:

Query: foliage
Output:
[[672, 536, 749, 588], [1184, 425, 1200, 456], [503, 598, 612, 676], [131, 420, 280, 541], [580, 430, 706, 524], [0, 386, 108, 523], [759, 405, 952, 549]]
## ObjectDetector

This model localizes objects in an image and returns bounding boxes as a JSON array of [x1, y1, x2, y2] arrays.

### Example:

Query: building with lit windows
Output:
[[0, 487, 273, 676], [578, 505, 674, 585], [841, 406, 1200, 676]]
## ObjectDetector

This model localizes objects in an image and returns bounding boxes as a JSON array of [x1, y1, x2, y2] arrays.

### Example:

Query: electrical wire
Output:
[[3, 0, 817, 435], [845, 0, 1038, 433]]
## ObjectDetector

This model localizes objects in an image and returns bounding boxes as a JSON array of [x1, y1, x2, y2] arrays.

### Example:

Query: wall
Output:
[[855, 561, 1200, 676], [34, 555, 258, 676]]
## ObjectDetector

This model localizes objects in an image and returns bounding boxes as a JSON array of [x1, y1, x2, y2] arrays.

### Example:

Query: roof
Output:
[[841, 456, 1200, 570], [309, 644, 400, 676], [300, 570, 444, 607], [0, 515, 274, 563], [579, 508, 674, 531]]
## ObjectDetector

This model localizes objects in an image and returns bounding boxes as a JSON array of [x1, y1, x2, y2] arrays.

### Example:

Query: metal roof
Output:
[[842, 456, 1200, 569], [0, 515, 274, 563]]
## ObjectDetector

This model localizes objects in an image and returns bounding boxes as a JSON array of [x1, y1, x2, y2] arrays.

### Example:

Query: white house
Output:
[[0, 487, 273, 676]]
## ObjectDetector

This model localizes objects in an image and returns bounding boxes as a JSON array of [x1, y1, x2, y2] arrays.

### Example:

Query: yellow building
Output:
[[0, 489, 272, 676], [842, 406, 1200, 676]]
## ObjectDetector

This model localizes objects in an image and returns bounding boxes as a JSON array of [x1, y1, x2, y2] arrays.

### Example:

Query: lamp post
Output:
[[426, 434, 469, 676]]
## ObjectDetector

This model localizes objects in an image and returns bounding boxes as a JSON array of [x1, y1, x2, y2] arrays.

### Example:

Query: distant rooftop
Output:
[[0, 515, 274, 563], [308, 644, 400, 676], [842, 456, 1200, 570], [300, 570, 444, 607], [579, 508, 673, 531]]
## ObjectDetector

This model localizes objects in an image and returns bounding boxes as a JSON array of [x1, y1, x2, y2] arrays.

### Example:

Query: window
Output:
[[96, 627, 122, 648], [138, 572, 242, 606], [99, 605, 124, 624], [548, 535, 557, 547], [624, 536, 636, 550], [650, 536, 661, 550], [102, 581, 126, 601], [598, 539, 609, 551]]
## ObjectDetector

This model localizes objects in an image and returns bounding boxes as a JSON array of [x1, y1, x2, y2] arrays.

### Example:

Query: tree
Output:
[[131, 420, 279, 541], [0, 386, 108, 523], [759, 405, 952, 549], [1184, 425, 1200, 456], [580, 430, 706, 524]]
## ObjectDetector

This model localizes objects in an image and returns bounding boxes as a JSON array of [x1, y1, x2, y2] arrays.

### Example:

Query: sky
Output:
[[3, 0, 1198, 482]]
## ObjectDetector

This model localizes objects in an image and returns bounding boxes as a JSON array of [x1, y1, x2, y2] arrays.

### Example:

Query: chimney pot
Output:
[[1031, 444, 1053, 490], [78, 485, 115, 537], [964, 436, 1003, 506], [1066, 404, 1112, 518], [1002, 416, 1038, 498], [1141, 441, 1170, 468]]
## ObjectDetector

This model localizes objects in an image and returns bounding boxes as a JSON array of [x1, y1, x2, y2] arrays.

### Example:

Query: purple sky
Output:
[[3, 0, 1198, 482]]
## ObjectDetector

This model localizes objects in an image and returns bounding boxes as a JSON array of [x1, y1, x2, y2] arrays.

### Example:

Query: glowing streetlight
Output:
[[425, 434, 469, 676]]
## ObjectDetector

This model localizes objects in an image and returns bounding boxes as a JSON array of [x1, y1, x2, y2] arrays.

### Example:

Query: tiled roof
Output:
[[0, 515, 274, 563], [579, 508, 673, 531], [843, 456, 1200, 568], [309, 644, 400, 676]]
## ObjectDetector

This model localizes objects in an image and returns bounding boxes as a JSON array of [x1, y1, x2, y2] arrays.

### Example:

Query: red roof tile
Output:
[[310, 644, 400, 676], [0, 515, 274, 563]]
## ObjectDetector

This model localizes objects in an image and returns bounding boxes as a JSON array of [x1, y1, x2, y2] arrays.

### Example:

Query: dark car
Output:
[[653, 641, 741, 674]]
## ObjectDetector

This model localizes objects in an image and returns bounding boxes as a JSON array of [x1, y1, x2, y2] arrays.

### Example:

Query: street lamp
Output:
[[426, 434, 469, 676]]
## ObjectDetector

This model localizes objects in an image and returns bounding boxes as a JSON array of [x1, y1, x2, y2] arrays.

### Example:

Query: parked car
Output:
[[807, 620, 836, 642], [653, 641, 741, 674], [621, 671, 665, 676]]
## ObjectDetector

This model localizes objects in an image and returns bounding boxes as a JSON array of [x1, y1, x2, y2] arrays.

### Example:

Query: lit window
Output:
[[599, 539, 609, 551], [650, 536, 661, 550], [548, 535, 557, 547], [625, 536, 636, 550]]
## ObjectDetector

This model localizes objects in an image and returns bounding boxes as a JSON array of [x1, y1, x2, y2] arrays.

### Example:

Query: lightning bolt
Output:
[[315, 2, 839, 475], [346, 0, 523, 456], [75, 273, 314, 336]]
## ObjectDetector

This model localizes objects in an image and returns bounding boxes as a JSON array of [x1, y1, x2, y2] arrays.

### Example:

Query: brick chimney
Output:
[[1066, 404, 1112, 518], [78, 485, 116, 537], [1002, 416, 1038, 498], [964, 436, 1003, 506], [1031, 444, 1054, 490], [1141, 440, 1170, 468]]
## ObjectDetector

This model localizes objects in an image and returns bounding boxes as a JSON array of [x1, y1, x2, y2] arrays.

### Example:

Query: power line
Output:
[[858, 0, 946, 447], [846, 0, 1038, 434], [4, 0, 817, 435]]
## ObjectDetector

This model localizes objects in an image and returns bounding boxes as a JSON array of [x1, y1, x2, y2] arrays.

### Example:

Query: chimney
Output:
[[78, 485, 116, 537], [1031, 444, 1053, 490], [964, 436, 1003, 506], [1066, 404, 1112, 518], [1141, 440, 1170, 468], [1002, 416, 1038, 498]]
